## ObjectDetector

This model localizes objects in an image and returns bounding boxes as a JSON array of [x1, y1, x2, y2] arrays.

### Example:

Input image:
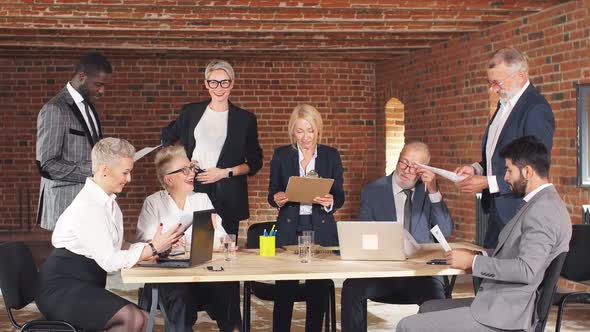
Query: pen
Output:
[[263, 229, 268, 237], [272, 229, 277, 236], [270, 225, 276, 235]]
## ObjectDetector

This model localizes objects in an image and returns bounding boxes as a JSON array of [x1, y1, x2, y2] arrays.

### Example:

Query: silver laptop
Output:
[[337, 221, 406, 261], [138, 209, 215, 268]]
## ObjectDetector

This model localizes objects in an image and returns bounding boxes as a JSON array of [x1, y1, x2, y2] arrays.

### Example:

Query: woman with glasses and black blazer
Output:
[[161, 60, 263, 237], [267, 104, 345, 332]]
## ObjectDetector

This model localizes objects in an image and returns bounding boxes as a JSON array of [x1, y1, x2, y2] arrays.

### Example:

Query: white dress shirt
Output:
[[297, 146, 332, 215], [136, 191, 227, 250], [52, 178, 145, 273], [192, 105, 228, 168], [66, 82, 100, 137], [391, 172, 442, 223], [472, 81, 530, 193]]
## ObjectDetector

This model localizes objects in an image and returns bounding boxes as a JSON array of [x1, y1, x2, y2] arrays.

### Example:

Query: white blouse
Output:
[[52, 178, 145, 273], [192, 105, 228, 168], [136, 191, 227, 250]]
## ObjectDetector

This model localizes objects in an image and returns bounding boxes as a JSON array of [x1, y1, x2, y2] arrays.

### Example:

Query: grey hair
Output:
[[488, 47, 529, 75], [205, 59, 235, 81], [91, 137, 136, 174], [400, 141, 431, 164]]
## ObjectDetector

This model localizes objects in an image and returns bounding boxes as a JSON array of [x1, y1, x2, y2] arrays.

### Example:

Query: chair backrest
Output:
[[0, 242, 39, 310], [246, 221, 276, 249], [561, 224, 590, 281], [534, 251, 568, 332]]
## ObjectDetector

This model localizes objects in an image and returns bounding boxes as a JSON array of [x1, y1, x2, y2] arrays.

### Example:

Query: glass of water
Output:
[[298, 235, 312, 263], [302, 230, 315, 256], [223, 234, 237, 261]]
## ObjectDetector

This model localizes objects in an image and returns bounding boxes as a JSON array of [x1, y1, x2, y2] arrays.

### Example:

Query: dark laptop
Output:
[[138, 209, 215, 268]]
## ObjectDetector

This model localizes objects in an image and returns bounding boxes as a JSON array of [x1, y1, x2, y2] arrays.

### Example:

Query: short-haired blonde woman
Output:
[[136, 145, 241, 332], [37, 138, 183, 332], [268, 104, 345, 332], [161, 59, 263, 237]]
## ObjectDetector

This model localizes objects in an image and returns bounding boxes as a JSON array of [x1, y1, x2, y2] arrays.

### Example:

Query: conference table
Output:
[[121, 242, 479, 332]]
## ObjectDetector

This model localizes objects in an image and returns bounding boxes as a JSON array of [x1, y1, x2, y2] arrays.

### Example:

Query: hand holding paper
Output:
[[416, 163, 466, 183], [430, 224, 451, 252]]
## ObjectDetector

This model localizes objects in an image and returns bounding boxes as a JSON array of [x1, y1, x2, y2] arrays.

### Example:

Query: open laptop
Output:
[[138, 209, 215, 268], [336, 221, 406, 261]]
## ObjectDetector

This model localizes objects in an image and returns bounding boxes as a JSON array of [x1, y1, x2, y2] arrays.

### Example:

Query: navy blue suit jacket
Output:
[[480, 83, 554, 248], [359, 174, 452, 243], [268, 144, 345, 247]]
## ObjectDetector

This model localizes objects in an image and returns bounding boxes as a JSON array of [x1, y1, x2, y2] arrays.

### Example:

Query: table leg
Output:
[[243, 281, 251, 332], [146, 285, 158, 332]]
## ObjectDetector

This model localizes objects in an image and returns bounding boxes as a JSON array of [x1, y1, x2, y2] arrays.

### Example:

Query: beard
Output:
[[394, 171, 418, 190], [510, 176, 528, 197], [497, 84, 521, 104], [78, 83, 91, 101]]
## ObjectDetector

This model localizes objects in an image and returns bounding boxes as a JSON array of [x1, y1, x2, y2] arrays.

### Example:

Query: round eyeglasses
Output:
[[206, 79, 232, 89], [397, 160, 418, 174]]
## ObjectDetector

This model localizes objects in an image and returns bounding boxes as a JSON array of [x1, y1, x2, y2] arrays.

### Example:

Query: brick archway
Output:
[[385, 98, 405, 175]]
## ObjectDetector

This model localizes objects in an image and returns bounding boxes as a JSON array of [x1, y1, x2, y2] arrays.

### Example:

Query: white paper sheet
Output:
[[416, 163, 466, 183], [430, 225, 451, 252], [133, 145, 161, 161]]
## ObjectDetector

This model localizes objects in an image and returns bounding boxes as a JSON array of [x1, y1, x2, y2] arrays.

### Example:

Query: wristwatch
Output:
[[227, 168, 233, 178], [148, 243, 158, 256]]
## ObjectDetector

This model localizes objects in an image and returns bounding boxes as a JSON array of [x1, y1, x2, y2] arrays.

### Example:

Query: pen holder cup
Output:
[[259, 236, 276, 257]]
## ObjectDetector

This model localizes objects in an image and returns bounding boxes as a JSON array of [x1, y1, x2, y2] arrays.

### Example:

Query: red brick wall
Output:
[[376, 0, 590, 241], [0, 54, 379, 238]]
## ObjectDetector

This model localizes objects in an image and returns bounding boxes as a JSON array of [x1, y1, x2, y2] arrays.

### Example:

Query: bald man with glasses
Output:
[[454, 47, 554, 249]]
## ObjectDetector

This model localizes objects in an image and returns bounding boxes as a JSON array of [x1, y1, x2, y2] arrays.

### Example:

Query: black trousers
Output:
[[272, 279, 330, 332], [157, 281, 242, 332], [222, 219, 240, 236], [341, 276, 445, 332]]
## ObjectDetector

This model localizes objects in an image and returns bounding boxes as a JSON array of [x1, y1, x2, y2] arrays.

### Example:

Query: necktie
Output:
[[402, 189, 412, 232], [83, 101, 99, 143]]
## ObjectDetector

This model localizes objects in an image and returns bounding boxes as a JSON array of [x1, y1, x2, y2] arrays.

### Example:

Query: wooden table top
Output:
[[121, 243, 479, 284]]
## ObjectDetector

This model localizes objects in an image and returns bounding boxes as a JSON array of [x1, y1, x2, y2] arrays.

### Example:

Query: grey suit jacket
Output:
[[470, 185, 571, 331], [359, 174, 452, 243], [36, 86, 102, 230]]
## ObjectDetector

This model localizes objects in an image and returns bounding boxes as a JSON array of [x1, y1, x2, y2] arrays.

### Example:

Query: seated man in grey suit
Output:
[[341, 141, 453, 332], [397, 136, 572, 332]]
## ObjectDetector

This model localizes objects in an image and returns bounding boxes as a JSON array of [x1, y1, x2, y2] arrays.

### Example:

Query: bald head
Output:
[[400, 141, 431, 164]]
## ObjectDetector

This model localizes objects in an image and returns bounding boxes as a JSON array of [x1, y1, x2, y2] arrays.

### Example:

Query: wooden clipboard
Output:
[[285, 176, 334, 204]]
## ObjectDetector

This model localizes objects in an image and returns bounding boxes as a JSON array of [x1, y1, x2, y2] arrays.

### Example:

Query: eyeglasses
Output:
[[206, 79, 232, 89], [487, 71, 518, 89], [397, 160, 417, 174], [166, 164, 199, 176]]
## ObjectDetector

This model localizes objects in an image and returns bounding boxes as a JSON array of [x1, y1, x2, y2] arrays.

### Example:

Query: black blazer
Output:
[[161, 100, 263, 222], [480, 83, 554, 247], [268, 144, 345, 247]]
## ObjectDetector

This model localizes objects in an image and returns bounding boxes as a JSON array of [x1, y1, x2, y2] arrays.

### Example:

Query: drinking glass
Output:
[[298, 235, 312, 263], [223, 234, 237, 261], [302, 230, 315, 256]]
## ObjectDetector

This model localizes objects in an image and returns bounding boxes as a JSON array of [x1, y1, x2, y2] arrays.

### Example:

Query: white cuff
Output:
[[428, 191, 442, 203], [323, 204, 333, 213], [487, 176, 499, 194]]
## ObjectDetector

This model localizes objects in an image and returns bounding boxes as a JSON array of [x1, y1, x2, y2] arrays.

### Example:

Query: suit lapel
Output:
[[64, 88, 95, 146], [288, 146, 299, 176], [384, 174, 397, 220], [315, 145, 326, 177], [217, 102, 236, 166], [411, 182, 426, 230], [494, 85, 533, 153], [188, 102, 207, 158]]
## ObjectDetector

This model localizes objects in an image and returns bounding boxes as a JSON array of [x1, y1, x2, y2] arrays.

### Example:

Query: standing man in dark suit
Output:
[[340, 141, 453, 332], [455, 47, 554, 248], [36, 52, 112, 230], [397, 136, 571, 332], [161, 59, 263, 236]]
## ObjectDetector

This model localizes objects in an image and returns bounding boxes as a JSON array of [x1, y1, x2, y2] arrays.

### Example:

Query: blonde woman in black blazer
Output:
[[161, 60, 263, 235]]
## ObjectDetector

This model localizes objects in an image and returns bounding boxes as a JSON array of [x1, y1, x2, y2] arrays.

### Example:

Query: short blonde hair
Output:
[[154, 145, 187, 188], [91, 138, 135, 174], [205, 59, 235, 81], [288, 104, 323, 148], [488, 47, 529, 75]]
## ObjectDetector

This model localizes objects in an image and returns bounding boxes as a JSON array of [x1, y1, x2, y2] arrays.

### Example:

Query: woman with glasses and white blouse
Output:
[[37, 138, 183, 332], [161, 59, 263, 237], [136, 145, 242, 332], [268, 104, 345, 332]]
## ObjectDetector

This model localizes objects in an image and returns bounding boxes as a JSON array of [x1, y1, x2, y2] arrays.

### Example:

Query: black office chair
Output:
[[0, 242, 79, 332], [243, 221, 337, 332], [533, 251, 568, 332], [551, 224, 590, 332]]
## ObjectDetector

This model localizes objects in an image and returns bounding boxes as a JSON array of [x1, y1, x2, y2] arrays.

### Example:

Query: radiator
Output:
[[475, 193, 489, 246]]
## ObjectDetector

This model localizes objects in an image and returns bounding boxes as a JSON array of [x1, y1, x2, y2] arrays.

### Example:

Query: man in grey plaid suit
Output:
[[36, 53, 113, 230]]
